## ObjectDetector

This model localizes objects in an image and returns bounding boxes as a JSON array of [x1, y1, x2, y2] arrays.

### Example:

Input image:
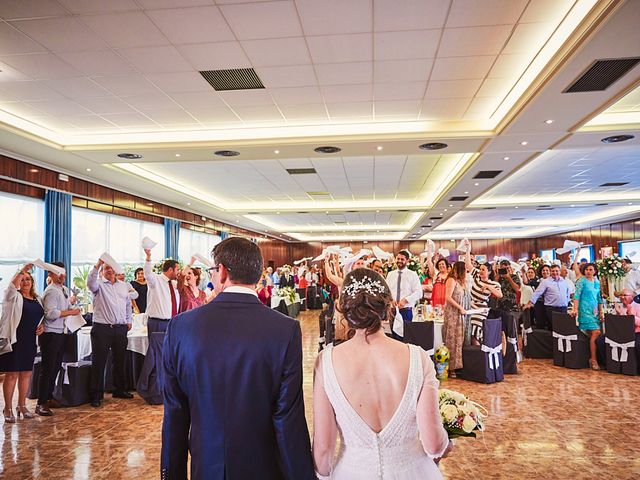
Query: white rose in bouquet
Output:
[[441, 404, 459, 424], [462, 414, 477, 433]]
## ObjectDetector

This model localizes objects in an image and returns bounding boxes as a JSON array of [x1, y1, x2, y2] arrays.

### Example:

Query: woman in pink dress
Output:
[[178, 258, 207, 313]]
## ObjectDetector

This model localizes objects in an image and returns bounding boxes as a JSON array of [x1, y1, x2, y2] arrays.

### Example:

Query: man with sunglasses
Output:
[[36, 262, 81, 416], [161, 237, 315, 480]]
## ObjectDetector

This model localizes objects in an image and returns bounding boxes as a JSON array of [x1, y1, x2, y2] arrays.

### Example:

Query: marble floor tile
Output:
[[1, 310, 639, 479]]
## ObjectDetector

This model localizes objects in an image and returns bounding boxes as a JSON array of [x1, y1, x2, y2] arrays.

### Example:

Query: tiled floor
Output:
[[1, 310, 639, 479]]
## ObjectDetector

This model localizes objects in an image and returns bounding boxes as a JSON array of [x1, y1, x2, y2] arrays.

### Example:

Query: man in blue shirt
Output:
[[524, 264, 571, 330]]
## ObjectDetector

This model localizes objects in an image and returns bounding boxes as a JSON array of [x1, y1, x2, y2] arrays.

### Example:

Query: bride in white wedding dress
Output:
[[313, 268, 452, 479]]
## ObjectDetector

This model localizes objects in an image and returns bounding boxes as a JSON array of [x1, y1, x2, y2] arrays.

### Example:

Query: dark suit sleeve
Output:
[[161, 322, 190, 479], [273, 322, 315, 479]]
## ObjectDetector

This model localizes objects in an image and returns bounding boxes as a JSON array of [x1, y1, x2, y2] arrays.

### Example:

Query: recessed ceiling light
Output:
[[187, 202, 191, 206], [515, 206, 518, 209], [601, 134, 634, 143], [314, 145, 341, 154], [419, 142, 448, 151], [274, 150, 279, 154], [439, 213, 443, 216], [449, 204, 453, 207], [629, 202, 633, 205], [570, 204, 575, 207], [214, 150, 240, 157], [464, 191, 469, 194], [86, 168, 91, 172], [146, 202, 153, 206], [376, 146, 383, 151], [325, 211, 329, 214], [444, 209, 448, 212], [376, 210, 380, 213], [175, 153, 181, 157], [520, 141, 528, 146], [544, 119, 554, 124], [117, 153, 142, 159], [503, 156, 510, 160], [28, 168, 38, 173], [474, 182, 479, 186]]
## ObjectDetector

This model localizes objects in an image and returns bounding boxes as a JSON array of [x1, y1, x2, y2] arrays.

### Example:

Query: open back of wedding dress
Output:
[[321, 343, 445, 480]]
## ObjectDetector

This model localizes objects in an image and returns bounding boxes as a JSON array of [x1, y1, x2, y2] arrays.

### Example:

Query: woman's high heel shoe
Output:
[[590, 360, 600, 371], [16, 406, 34, 419], [3, 408, 16, 424]]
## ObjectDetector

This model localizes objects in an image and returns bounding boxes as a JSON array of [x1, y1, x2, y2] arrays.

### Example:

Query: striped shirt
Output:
[[470, 268, 501, 315]]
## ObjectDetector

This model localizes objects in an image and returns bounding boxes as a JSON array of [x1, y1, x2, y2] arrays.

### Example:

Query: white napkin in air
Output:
[[141, 236, 157, 250], [193, 253, 213, 268], [556, 240, 582, 255], [99, 251, 124, 275], [33, 259, 65, 276]]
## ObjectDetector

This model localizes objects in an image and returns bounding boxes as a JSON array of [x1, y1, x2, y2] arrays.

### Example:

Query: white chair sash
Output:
[[552, 332, 577, 352], [604, 338, 636, 362], [523, 327, 532, 346], [481, 344, 502, 370], [507, 336, 518, 352]]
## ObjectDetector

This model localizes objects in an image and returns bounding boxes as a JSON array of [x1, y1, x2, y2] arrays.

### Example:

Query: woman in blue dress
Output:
[[0, 264, 44, 422], [571, 263, 604, 370]]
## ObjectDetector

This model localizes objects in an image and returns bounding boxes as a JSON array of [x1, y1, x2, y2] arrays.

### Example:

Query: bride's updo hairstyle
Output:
[[337, 268, 393, 338]]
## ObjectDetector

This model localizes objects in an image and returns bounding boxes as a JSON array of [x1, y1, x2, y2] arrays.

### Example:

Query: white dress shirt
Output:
[[144, 260, 180, 319], [87, 267, 133, 325], [224, 285, 258, 297], [618, 269, 640, 295], [385, 267, 423, 308]]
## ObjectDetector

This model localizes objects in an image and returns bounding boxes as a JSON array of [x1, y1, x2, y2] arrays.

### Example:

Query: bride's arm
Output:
[[416, 350, 451, 458], [312, 353, 338, 477]]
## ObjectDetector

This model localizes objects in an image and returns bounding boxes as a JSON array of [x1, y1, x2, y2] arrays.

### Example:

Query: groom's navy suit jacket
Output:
[[161, 291, 315, 480]]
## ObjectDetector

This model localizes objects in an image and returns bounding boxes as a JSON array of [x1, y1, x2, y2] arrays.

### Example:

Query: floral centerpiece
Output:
[[596, 255, 626, 302], [275, 286, 297, 304], [152, 258, 183, 274], [529, 257, 547, 272], [438, 388, 486, 438]]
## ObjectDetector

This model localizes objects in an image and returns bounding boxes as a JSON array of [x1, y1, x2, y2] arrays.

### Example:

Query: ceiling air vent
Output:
[[537, 207, 555, 211], [599, 182, 629, 187], [510, 217, 525, 220], [449, 196, 468, 201], [595, 203, 609, 206], [429, 217, 441, 220], [286, 168, 317, 175], [483, 207, 497, 210], [473, 170, 502, 179], [214, 150, 239, 157], [564, 58, 640, 93], [199, 68, 264, 91], [307, 191, 330, 196], [314, 146, 341, 154]]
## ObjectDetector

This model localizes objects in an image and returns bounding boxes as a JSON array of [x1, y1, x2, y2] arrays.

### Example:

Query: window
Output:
[[618, 240, 640, 263], [540, 249, 555, 261], [0, 192, 45, 296], [178, 228, 221, 263], [576, 245, 594, 263]]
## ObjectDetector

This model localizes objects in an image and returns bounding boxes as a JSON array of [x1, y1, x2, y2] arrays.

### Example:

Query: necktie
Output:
[[396, 270, 402, 302], [168, 279, 177, 317]]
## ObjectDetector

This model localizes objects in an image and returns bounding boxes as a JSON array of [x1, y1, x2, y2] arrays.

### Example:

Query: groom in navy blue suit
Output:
[[161, 237, 315, 479]]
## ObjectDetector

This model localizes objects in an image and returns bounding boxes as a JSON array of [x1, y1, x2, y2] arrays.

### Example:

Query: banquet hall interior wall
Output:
[[2, 153, 638, 267]]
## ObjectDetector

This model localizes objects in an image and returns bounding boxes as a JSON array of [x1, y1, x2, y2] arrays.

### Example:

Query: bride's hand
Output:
[[434, 440, 454, 464]]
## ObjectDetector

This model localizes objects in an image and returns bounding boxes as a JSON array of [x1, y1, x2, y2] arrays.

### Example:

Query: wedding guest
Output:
[[37, 262, 80, 416], [178, 258, 207, 313], [279, 267, 296, 288], [313, 268, 451, 478], [495, 259, 521, 312], [256, 272, 271, 305], [369, 258, 384, 276], [464, 243, 502, 343], [532, 264, 551, 329], [443, 261, 470, 377], [607, 289, 640, 364], [571, 263, 603, 370], [430, 257, 449, 307], [615, 259, 640, 297], [265, 267, 274, 288], [130, 268, 148, 314], [0, 265, 44, 422], [87, 258, 134, 407], [525, 265, 570, 331], [161, 237, 315, 479], [524, 267, 539, 289], [421, 263, 433, 302], [561, 265, 576, 296], [385, 250, 422, 322], [143, 249, 180, 334]]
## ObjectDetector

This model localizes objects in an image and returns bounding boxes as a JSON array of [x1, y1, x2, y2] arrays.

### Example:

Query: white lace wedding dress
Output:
[[321, 343, 445, 479]]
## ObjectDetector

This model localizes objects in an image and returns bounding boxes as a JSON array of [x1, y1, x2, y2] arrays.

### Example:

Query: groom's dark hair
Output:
[[212, 237, 263, 285]]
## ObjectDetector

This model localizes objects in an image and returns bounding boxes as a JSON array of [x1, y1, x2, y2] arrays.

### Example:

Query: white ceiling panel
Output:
[[374, 0, 449, 31], [438, 25, 513, 57], [374, 30, 440, 60], [233, 105, 284, 122], [137, 0, 212, 7], [502, 22, 555, 55], [0, 23, 45, 55], [0, 81, 64, 101], [145, 72, 211, 93], [307, 33, 372, 64], [0, 53, 81, 79], [26, 99, 91, 116], [178, 42, 251, 70], [189, 107, 240, 123], [57, 51, 136, 76], [424, 79, 483, 99], [373, 59, 433, 84], [43, 77, 112, 99], [11, 17, 108, 53], [102, 112, 156, 127], [170, 91, 226, 109], [90, 75, 159, 96], [420, 97, 472, 119], [315, 62, 372, 86], [278, 103, 328, 120], [75, 96, 137, 115], [447, 0, 528, 27], [57, 0, 140, 14], [218, 89, 275, 107], [219, 1, 303, 40], [0, 0, 68, 20], [242, 37, 311, 67], [322, 84, 373, 103], [296, 0, 372, 36], [431, 56, 497, 81], [374, 82, 426, 101], [254, 65, 317, 88], [81, 12, 169, 49], [326, 102, 373, 118], [146, 6, 235, 44], [270, 86, 323, 106], [374, 100, 421, 117], [117, 46, 193, 73]]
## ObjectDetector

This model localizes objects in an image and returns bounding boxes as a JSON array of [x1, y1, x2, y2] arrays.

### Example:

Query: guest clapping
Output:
[[571, 263, 603, 370], [0, 264, 44, 422]]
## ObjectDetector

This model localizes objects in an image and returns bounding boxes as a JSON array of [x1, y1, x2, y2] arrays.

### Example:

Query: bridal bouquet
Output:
[[438, 388, 486, 438]]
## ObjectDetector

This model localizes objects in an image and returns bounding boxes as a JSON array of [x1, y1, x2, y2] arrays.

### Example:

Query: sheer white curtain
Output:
[[72, 207, 165, 266], [178, 228, 221, 263], [0, 192, 45, 295]]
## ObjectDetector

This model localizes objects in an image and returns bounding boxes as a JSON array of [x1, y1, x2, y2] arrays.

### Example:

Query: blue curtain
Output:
[[44, 190, 72, 287], [220, 231, 229, 241], [164, 218, 180, 259]]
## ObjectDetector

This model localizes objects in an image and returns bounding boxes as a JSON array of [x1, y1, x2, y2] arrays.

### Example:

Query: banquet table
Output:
[[270, 293, 302, 318], [413, 317, 444, 348]]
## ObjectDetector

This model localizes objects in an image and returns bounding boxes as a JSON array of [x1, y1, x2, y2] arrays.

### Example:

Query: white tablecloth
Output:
[[77, 324, 149, 359], [270, 293, 301, 308]]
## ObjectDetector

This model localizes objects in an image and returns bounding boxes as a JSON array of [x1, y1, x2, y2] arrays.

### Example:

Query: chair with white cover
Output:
[[551, 312, 589, 369], [604, 314, 638, 376], [461, 318, 504, 384]]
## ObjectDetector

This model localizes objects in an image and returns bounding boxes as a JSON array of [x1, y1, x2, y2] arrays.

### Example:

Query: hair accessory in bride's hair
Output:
[[342, 275, 387, 298]]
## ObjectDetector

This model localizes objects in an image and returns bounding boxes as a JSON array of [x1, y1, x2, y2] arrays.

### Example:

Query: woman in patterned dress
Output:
[[443, 261, 470, 376]]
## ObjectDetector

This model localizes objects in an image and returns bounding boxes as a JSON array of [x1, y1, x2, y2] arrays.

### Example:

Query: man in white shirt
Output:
[[385, 250, 423, 322], [143, 248, 181, 335], [615, 259, 640, 298]]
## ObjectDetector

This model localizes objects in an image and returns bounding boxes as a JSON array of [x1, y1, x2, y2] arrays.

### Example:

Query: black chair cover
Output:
[[604, 314, 638, 376], [489, 309, 519, 374], [27, 356, 41, 400], [551, 312, 589, 369], [136, 333, 165, 405], [522, 309, 553, 359], [104, 350, 146, 392], [53, 361, 92, 407], [403, 321, 435, 355], [62, 331, 79, 362], [461, 318, 504, 383]]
